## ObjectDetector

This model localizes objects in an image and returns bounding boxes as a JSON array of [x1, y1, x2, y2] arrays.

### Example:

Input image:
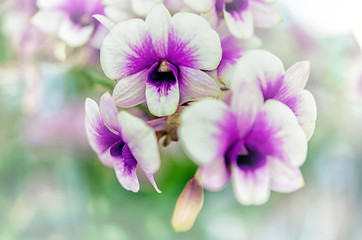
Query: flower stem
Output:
[[147, 117, 167, 126]]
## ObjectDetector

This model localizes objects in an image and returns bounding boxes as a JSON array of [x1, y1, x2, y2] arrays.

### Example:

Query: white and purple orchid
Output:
[[31, 0, 106, 48], [85, 92, 161, 193], [184, 0, 282, 39], [179, 81, 308, 205], [231, 50, 317, 140], [100, 3, 222, 117]]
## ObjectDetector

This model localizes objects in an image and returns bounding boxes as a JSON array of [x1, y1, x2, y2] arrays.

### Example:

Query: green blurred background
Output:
[[1, 0, 362, 239]]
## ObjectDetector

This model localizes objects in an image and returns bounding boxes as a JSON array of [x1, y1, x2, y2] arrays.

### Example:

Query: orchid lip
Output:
[[225, 141, 267, 171], [147, 61, 179, 94]]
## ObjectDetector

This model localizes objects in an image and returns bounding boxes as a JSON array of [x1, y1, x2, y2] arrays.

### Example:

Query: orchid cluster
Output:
[[30, 0, 317, 231]]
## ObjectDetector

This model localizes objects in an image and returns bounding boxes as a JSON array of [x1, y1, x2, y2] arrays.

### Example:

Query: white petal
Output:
[[169, 12, 222, 70], [118, 111, 161, 174], [199, 158, 230, 191], [231, 50, 285, 94], [249, 0, 282, 28], [58, 17, 94, 47], [112, 69, 147, 108], [184, 0, 215, 12], [131, 0, 162, 16], [230, 80, 264, 138], [104, 6, 134, 23], [93, 14, 115, 30], [179, 99, 237, 165], [295, 90, 317, 141], [179, 66, 221, 98], [145, 3, 171, 58], [37, 0, 63, 9], [145, 80, 180, 117], [31, 10, 65, 34], [231, 164, 270, 205], [284, 61, 310, 94], [269, 158, 304, 192], [224, 9, 253, 39], [100, 19, 156, 80], [100, 92, 120, 133], [255, 100, 308, 167]]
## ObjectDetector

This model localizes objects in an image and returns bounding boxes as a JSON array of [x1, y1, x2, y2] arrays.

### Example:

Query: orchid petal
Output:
[[231, 163, 270, 205], [269, 157, 304, 192], [179, 66, 221, 98], [118, 111, 161, 174], [294, 90, 317, 141], [248, 100, 307, 167], [85, 98, 120, 168], [199, 158, 230, 191], [224, 9, 253, 39], [58, 16, 94, 47], [31, 10, 65, 34], [111, 143, 140, 192], [284, 61, 310, 94], [100, 19, 158, 80], [231, 50, 285, 96], [169, 12, 222, 70], [145, 62, 180, 116], [93, 14, 115, 30], [230, 80, 264, 138], [184, 0, 215, 12], [145, 3, 171, 58], [249, 0, 282, 28], [179, 99, 238, 165], [131, 0, 162, 16], [100, 92, 120, 134], [112, 69, 148, 108], [218, 36, 245, 87]]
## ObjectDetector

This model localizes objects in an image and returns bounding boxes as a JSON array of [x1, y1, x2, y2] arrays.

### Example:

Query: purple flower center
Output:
[[147, 61, 179, 94], [110, 141, 137, 174], [236, 146, 266, 170], [216, 0, 249, 13], [225, 142, 266, 171], [70, 12, 92, 26]]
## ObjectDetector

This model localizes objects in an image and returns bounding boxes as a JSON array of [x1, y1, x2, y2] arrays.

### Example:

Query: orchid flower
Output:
[[100, 3, 222, 117], [184, 0, 282, 39], [31, 0, 106, 48], [85, 92, 161, 193], [179, 81, 307, 205], [231, 50, 317, 141]]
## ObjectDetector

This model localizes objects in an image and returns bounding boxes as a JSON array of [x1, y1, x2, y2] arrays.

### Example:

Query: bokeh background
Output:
[[1, 0, 362, 239]]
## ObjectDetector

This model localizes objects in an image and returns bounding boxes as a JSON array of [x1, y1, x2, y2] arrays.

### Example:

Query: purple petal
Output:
[[100, 19, 159, 80], [247, 100, 307, 167], [85, 98, 121, 167], [168, 12, 222, 70]]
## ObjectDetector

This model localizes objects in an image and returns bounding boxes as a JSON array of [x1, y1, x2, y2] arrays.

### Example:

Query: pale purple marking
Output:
[[260, 76, 301, 115], [218, 36, 245, 76]]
